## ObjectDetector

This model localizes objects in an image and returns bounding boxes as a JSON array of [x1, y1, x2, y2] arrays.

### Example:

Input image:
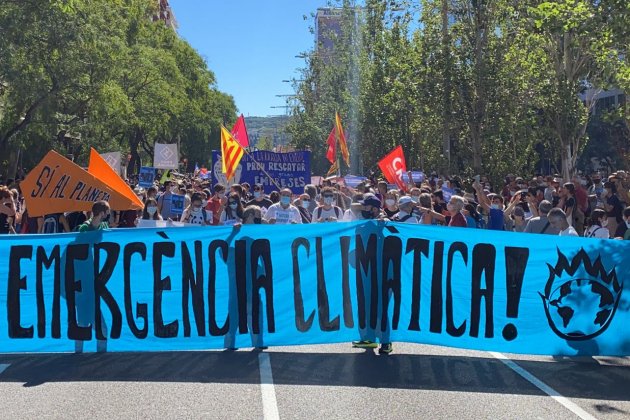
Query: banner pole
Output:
[[240, 147, 283, 191]]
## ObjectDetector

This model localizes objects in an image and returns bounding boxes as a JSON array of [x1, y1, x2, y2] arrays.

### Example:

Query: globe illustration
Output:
[[541, 278, 620, 341]]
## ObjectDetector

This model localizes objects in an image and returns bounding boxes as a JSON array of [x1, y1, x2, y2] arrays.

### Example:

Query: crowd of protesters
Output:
[[1, 169, 630, 240]]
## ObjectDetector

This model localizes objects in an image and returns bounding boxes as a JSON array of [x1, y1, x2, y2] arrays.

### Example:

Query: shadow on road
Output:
[[0, 350, 629, 402]]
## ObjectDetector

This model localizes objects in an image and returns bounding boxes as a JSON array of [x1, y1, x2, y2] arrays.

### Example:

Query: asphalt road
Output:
[[0, 343, 629, 420]]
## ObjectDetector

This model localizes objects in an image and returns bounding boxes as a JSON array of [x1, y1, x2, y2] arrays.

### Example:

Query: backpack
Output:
[[42, 214, 60, 234], [395, 213, 415, 223], [315, 206, 341, 220]]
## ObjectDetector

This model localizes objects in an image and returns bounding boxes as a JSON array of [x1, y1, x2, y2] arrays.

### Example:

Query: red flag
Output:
[[336, 112, 350, 166], [377, 145, 408, 191], [326, 127, 337, 164], [231, 114, 250, 148]]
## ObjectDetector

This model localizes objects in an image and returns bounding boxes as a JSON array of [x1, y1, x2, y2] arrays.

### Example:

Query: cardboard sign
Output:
[[21, 150, 144, 217]]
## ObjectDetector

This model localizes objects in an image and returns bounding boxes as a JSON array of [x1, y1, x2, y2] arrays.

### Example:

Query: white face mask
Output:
[[385, 199, 396, 207], [491, 204, 500, 210], [301, 200, 310, 208], [411, 196, 420, 203], [147, 206, 157, 215], [324, 197, 334, 205]]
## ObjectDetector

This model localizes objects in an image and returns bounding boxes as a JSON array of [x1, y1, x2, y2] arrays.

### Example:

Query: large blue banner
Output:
[[211, 150, 310, 194], [1, 222, 629, 355]]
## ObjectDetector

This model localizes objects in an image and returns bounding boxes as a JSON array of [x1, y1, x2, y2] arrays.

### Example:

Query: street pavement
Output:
[[0, 343, 629, 420]]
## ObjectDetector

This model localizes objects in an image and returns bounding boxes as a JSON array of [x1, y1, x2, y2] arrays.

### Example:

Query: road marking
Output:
[[0, 364, 9, 376], [489, 352, 598, 420], [258, 353, 280, 420]]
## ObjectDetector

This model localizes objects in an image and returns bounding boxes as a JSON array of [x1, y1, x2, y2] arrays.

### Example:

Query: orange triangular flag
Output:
[[21, 150, 144, 217], [88, 148, 144, 209]]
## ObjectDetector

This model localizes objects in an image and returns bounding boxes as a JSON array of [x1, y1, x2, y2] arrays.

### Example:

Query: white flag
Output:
[[153, 143, 179, 170], [100, 152, 122, 175]]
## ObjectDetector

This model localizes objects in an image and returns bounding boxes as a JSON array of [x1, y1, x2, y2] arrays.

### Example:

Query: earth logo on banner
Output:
[[540, 249, 623, 341]]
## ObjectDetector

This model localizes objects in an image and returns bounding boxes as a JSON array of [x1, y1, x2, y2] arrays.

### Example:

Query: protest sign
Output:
[[153, 143, 179, 170], [1, 222, 628, 355], [100, 152, 122, 175], [343, 175, 367, 188], [212, 150, 311, 194], [21, 150, 144, 217], [171, 194, 185, 215], [138, 167, 156, 188]]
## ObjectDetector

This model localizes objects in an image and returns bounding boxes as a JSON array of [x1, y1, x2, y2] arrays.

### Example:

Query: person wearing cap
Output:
[[359, 193, 385, 220], [392, 196, 418, 223], [523, 200, 560, 234]]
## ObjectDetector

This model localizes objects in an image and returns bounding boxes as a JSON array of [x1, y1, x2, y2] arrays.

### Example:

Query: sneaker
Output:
[[379, 343, 393, 355], [352, 340, 378, 349]]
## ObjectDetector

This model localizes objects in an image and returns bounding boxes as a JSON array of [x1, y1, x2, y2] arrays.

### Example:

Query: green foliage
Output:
[[288, 0, 629, 180], [0, 0, 236, 177]]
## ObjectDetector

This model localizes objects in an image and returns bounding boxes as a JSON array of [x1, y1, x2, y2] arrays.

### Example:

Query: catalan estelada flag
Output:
[[336, 112, 350, 167], [221, 125, 245, 180]]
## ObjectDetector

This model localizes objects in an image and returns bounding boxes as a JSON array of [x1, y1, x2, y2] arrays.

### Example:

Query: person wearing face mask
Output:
[[157, 180, 177, 220], [313, 187, 343, 223], [182, 192, 212, 226], [219, 192, 244, 226], [77, 200, 111, 232], [294, 193, 313, 223], [584, 209, 610, 239], [473, 181, 505, 230], [246, 184, 273, 210], [303, 184, 318, 214], [264, 188, 302, 224], [613, 206, 630, 239], [383, 190, 399, 219], [141, 198, 163, 221], [358, 193, 385, 220]]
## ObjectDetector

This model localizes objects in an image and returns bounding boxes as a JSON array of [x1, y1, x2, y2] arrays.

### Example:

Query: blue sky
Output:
[[170, 0, 325, 117]]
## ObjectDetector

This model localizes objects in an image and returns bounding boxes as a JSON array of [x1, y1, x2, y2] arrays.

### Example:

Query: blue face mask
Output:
[[280, 196, 291, 206], [254, 191, 262, 199]]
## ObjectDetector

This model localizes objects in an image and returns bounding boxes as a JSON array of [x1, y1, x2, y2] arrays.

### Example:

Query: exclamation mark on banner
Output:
[[503, 247, 529, 341]]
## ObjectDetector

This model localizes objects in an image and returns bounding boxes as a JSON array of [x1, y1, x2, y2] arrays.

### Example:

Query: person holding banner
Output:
[[265, 188, 302, 225], [77, 200, 111, 232], [313, 187, 343, 223], [181, 193, 212, 226], [392, 196, 418, 223], [219, 193, 244, 226], [157, 181, 178, 220], [207, 184, 227, 226], [294, 193, 313, 224], [141, 198, 163, 221]]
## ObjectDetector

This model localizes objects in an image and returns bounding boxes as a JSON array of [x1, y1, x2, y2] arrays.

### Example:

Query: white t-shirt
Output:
[[584, 225, 610, 239], [182, 207, 212, 226], [219, 209, 242, 226], [559, 226, 579, 237], [313, 206, 343, 222], [264, 203, 302, 224]]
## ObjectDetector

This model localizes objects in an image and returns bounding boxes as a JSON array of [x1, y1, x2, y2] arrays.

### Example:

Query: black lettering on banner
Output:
[[430, 241, 445, 333], [316, 237, 340, 331], [446, 242, 467, 337], [339, 236, 354, 328], [208, 240, 229, 336], [355, 233, 378, 329], [36, 246, 61, 338], [8, 246, 34, 338], [291, 238, 315, 332], [94, 242, 123, 339], [153, 242, 178, 338], [503, 247, 529, 341], [405, 238, 429, 331], [250, 239, 275, 334], [471, 244, 496, 338], [181, 241, 206, 337], [31, 166, 50, 198], [381, 236, 402, 331], [123, 243, 148, 338], [65, 244, 92, 340], [235, 240, 248, 334]]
